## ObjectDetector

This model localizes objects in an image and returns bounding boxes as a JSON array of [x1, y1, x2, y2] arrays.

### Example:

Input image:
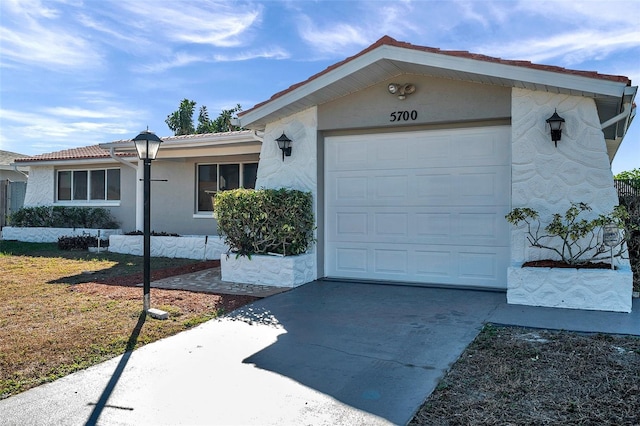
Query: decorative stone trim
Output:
[[221, 253, 315, 287], [1, 226, 122, 243], [507, 265, 633, 313], [108, 235, 227, 260]]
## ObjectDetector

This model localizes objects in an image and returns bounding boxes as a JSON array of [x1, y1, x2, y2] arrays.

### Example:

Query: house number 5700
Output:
[[389, 110, 418, 122]]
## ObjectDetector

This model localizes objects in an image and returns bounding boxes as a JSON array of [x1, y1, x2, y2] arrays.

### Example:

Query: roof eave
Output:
[[239, 43, 633, 129]]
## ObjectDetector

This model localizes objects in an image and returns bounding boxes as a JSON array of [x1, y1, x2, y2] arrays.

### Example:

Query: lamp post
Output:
[[132, 129, 163, 312]]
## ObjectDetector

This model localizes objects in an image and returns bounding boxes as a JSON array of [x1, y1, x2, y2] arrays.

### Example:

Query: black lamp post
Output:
[[132, 129, 163, 312]]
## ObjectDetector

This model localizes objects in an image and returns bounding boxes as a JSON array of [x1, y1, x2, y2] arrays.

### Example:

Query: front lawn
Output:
[[0, 240, 257, 399]]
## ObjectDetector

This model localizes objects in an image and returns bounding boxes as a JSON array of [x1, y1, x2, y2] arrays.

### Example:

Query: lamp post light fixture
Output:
[[132, 129, 163, 312], [546, 109, 565, 147], [275, 132, 292, 161]]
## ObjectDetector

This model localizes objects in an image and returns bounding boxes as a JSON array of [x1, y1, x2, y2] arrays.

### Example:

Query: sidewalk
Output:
[[145, 267, 291, 298]]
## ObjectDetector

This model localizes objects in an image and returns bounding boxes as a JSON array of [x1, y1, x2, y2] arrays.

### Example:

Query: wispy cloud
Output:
[[213, 47, 290, 62], [475, 29, 640, 66], [0, 0, 103, 70], [116, 1, 262, 48]]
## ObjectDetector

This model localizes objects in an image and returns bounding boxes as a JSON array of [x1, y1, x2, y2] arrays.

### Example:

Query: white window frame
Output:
[[56, 168, 121, 206], [194, 162, 258, 216]]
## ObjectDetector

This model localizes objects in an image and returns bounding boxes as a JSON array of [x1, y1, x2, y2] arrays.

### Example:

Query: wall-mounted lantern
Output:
[[546, 109, 565, 147], [275, 132, 292, 161], [388, 83, 416, 100]]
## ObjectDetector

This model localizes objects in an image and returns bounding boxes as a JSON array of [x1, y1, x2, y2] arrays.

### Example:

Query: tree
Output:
[[615, 168, 640, 189], [165, 99, 196, 136], [166, 99, 242, 136]]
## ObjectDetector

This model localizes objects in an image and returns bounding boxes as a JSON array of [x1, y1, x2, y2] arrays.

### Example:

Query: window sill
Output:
[[193, 213, 215, 219], [55, 201, 121, 207]]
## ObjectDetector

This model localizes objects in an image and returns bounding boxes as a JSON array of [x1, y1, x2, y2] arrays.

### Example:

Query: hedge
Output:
[[214, 188, 314, 257], [8, 206, 119, 229]]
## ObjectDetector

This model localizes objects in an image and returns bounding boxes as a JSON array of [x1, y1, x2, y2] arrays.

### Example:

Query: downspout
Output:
[[108, 147, 138, 170], [600, 102, 633, 131], [12, 165, 28, 178]]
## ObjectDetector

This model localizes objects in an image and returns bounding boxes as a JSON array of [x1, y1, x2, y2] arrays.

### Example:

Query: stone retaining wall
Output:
[[1, 226, 122, 243], [221, 253, 315, 287], [108, 235, 227, 260]]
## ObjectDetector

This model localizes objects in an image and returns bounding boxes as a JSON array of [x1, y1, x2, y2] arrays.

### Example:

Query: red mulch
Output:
[[522, 259, 615, 269]]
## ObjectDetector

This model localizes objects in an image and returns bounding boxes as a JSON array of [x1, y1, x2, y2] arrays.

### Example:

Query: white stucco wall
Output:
[[242, 107, 318, 284], [509, 88, 632, 312], [23, 166, 54, 206], [510, 88, 624, 265]]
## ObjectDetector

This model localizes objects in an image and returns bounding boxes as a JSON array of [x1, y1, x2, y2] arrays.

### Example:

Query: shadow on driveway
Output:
[[231, 280, 504, 425]]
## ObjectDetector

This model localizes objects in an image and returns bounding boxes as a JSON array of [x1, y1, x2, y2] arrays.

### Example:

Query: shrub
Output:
[[506, 202, 636, 266], [214, 188, 315, 257], [58, 235, 109, 250], [8, 206, 119, 229]]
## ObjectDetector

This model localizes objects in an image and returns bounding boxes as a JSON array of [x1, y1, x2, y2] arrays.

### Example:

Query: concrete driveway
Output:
[[0, 280, 505, 425]]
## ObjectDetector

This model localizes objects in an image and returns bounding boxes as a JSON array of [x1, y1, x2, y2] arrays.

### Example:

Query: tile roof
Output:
[[241, 35, 632, 115], [14, 130, 254, 163], [14, 145, 135, 163]]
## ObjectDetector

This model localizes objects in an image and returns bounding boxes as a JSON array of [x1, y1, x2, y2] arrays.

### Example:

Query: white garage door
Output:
[[325, 126, 511, 289]]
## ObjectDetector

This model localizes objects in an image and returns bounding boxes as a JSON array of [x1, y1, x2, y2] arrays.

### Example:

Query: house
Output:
[[13, 36, 636, 299], [1, 150, 29, 228], [233, 35, 636, 292], [13, 131, 262, 235]]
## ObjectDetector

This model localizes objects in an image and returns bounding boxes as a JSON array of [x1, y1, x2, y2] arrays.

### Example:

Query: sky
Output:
[[0, 0, 638, 174]]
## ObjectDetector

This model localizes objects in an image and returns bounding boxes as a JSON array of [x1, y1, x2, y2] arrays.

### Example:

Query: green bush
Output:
[[8, 206, 119, 229], [214, 188, 315, 257], [58, 235, 109, 250]]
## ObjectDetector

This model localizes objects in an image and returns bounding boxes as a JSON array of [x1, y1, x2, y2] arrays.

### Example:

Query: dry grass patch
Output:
[[0, 241, 257, 399], [410, 325, 640, 425]]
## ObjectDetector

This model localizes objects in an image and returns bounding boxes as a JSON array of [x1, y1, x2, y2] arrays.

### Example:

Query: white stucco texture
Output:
[[2, 227, 122, 243], [508, 88, 632, 312], [507, 265, 633, 313], [108, 235, 227, 260], [511, 88, 621, 263], [23, 166, 54, 206], [221, 253, 316, 287]]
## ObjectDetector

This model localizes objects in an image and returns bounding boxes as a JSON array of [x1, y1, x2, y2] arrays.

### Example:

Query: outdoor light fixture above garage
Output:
[[546, 109, 565, 147], [387, 83, 416, 100], [275, 132, 292, 161]]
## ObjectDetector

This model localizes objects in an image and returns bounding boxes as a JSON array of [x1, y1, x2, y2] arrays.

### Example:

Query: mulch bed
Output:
[[409, 326, 640, 425], [522, 259, 615, 269]]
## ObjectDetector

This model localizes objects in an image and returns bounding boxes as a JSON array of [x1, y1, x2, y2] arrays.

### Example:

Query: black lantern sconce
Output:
[[546, 109, 565, 147], [275, 132, 292, 161]]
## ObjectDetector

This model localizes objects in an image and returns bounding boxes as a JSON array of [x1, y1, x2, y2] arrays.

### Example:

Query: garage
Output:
[[325, 126, 511, 289]]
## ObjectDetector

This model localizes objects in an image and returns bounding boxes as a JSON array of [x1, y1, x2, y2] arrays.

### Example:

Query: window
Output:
[[197, 162, 258, 212], [57, 168, 120, 202]]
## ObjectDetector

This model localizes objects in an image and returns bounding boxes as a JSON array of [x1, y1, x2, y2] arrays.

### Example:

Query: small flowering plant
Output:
[[506, 202, 635, 266]]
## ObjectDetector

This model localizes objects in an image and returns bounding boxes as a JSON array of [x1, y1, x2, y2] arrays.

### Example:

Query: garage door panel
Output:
[[325, 126, 510, 288]]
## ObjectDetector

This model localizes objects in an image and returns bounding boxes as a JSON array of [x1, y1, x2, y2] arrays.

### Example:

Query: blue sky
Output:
[[0, 0, 638, 174]]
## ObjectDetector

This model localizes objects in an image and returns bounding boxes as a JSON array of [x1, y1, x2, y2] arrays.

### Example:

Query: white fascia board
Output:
[[383, 46, 630, 98], [99, 132, 259, 152], [240, 44, 630, 126]]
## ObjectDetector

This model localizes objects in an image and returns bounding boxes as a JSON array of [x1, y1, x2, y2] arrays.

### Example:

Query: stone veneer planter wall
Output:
[[108, 235, 227, 260], [221, 253, 315, 287], [507, 265, 633, 313], [1, 226, 122, 243]]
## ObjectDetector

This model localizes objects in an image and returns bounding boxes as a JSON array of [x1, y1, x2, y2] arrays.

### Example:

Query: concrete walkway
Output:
[[1, 275, 638, 426]]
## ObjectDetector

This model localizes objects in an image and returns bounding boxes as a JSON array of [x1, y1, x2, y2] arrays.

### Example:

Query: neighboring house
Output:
[[13, 36, 637, 293], [1, 150, 29, 228], [233, 35, 636, 290], [14, 131, 262, 235]]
